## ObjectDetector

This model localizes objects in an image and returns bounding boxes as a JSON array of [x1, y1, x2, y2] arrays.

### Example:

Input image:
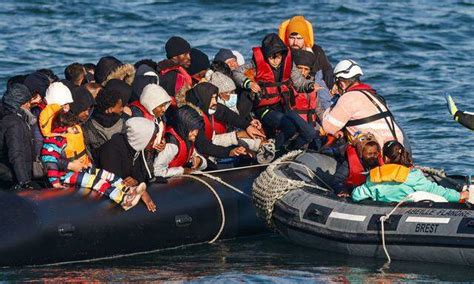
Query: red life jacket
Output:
[[129, 101, 154, 121], [159, 65, 192, 97], [166, 127, 194, 168], [293, 89, 318, 125], [202, 114, 215, 141], [213, 119, 227, 135], [346, 82, 375, 93], [252, 47, 294, 108], [345, 144, 384, 187]]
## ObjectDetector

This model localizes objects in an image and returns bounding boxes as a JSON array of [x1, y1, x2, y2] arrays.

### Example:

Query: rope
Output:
[[379, 195, 412, 264], [179, 174, 226, 244]]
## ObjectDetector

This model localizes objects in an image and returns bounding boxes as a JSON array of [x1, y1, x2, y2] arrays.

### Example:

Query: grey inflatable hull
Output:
[[270, 152, 474, 265]]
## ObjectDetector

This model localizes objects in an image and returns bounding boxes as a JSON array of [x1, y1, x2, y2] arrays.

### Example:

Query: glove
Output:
[[445, 94, 459, 121], [305, 82, 315, 93]]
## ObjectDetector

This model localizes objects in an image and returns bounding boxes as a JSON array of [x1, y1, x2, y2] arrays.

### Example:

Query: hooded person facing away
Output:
[[0, 84, 37, 189]]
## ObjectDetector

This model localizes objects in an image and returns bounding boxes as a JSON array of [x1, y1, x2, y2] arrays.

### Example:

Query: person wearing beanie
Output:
[[214, 48, 238, 70], [24, 71, 51, 99], [278, 15, 334, 88], [186, 48, 210, 84], [94, 56, 136, 86], [70, 87, 95, 122], [104, 79, 133, 116], [98, 117, 161, 212], [41, 111, 148, 211], [185, 82, 265, 160], [65, 63, 87, 87], [82, 87, 126, 161], [0, 84, 37, 189], [153, 105, 207, 178], [232, 50, 245, 66], [165, 36, 192, 68], [233, 33, 321, 151], [291, 49, 331, 126]]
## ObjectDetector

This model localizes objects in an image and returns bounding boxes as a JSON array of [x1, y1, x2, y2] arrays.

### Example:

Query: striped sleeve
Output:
[[41, 137, 67, 185]]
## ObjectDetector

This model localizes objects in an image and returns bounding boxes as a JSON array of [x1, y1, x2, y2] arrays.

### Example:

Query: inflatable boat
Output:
[[252, 151, 474, 266], [0, 167, 267, 266]]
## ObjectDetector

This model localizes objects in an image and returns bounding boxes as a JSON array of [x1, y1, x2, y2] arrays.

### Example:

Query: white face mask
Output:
[[208, 108, 216, 115], [218, 93, 238, 108]]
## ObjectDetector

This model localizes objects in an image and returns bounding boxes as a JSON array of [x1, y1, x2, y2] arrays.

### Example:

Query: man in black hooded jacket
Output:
[[0, 84, 36, 189]]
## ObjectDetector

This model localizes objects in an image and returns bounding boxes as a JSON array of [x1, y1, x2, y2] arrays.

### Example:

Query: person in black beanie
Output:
[[94, 56, 135, 86], [165, 36, 192, 68], [70, 87, 95, 122], [24, 71, 51, 99], [187, 48, 210, 84]]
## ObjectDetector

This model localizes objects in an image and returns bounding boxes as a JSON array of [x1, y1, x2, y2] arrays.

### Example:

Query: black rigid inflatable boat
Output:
[[253, 151, 474, 266], [0, 167, 267, 266]]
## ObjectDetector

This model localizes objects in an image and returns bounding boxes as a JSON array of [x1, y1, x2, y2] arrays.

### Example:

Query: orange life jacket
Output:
[[345, 144, 384, 187], [293, 89, 318, 125], [252, 47, 293, 108], [166, 127, 194, 168]]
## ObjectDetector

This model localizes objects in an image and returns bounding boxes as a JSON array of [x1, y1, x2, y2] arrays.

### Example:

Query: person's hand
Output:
[[246, 125, 266, 139], [183, 168, 194, 174], [229, 146, 247, 157], [67, 159, 85, 172], [334, 131, 344, 139], [330, 84, 340, 97], [250, 119, 263, 130], [141, 191, 157, 213], [154, 141, 166, 152], [52, 183, 67, 189], [250, 82, 261, 93], [337, 190, 350, 198], [123, 176, 139, 187], [191, 156, 202, 170], [306, 82, 323, 93]]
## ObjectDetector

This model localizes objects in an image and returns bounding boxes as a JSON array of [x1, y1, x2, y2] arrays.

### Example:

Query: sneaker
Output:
[[121, 183, 147, 211], [257, 139, 276, 164]]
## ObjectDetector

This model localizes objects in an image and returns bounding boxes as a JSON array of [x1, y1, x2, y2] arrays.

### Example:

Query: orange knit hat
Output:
[[279, 16, 314, 47]]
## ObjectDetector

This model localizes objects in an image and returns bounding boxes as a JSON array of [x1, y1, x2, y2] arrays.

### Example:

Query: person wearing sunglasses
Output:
[[322, 59, 410, 151], [233, 33, 322, 151]]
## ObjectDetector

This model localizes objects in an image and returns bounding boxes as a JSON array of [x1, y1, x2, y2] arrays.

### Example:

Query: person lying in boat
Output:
[[41, 110, 147, 210], [153, 106, 207, 178], [446, 94, 474, 131], [352, 140, 472, 203], [233, 33, 321, 152]]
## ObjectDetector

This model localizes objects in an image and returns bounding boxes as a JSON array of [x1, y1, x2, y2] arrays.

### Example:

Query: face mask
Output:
[[208, 108, 216, 115], [219, 93, 238, 108]]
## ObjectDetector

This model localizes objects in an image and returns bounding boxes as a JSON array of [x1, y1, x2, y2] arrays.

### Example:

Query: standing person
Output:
[[41, 111, 147, 210], [322, 59, 409, 150], [97, 117, 160, 212], [278, 15, 333, 88], [446, 94, 474, 131], [0, 84, 37, 189], [154, 106, 207, 178], [233, 33, 320, 151]]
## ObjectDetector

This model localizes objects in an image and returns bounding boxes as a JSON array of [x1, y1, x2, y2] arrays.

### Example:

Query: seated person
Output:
[[446, 94, 474, 131], [233, 33, 320, 151], [154, 106, 207, 178], [186, 48, 210, 84], [41, 111, 147, 211], [97, 117, 160, 212], [352, 141, 470, 203]]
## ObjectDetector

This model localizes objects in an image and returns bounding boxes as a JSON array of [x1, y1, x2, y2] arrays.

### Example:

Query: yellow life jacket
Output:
[[369, 164, 410, 183]]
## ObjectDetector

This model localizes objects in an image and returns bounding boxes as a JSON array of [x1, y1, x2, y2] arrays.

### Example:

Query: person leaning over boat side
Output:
[[352, 141, 472, 203], [97, 117, 160, 212], [41, 111, 147, 210], [278, 15, 333, 88], [322, 59, 410, 151], [233, 33, 321, 151], [157, 36, 193, 101], [0, 84, 38, 190], [154, 106, 207, 178], [185, 82, 265, 159], [187, 48, 210, 85], [446, 94, 474, 131]]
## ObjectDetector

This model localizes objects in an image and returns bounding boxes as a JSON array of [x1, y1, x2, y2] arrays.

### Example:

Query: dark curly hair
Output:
[[95, 88, 122, 113]]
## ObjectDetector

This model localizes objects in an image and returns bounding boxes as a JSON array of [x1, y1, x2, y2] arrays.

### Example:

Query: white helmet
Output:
[[333, 59, 363, 80]]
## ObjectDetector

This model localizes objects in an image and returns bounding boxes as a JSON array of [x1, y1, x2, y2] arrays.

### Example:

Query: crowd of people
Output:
[[0, 15, 471, 211]]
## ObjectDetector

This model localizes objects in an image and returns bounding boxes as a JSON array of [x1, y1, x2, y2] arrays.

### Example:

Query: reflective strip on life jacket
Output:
[[253, 47, 293, 108], [129, 101, 155, 121], [166, 127, 194, 168]]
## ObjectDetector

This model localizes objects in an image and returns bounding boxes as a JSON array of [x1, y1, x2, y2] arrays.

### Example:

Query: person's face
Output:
[[188, 129, 199, 142], [288, 33, 305, 49], [361, 144, 380, 169], [268, 53, 283, 68], [62, 104, 70, 112], [209, 94, 218, 111], [225, 58, 239, 70], [152, 102, 169, 118], [107, 99, 124, 115], [77, 109, 90, 122], [29, 93, 42, 107], [219, 91, 231, 101], [174, 52, 191, 68], [297, 65, 311, 78]]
